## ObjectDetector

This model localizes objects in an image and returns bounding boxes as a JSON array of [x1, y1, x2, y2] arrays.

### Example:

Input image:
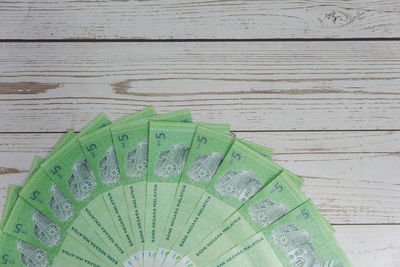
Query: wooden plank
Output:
[[1, 42, 400, 132], [334, 225, 400, 267], [1, 131, 399, 224], [0, 1, 399, 39]]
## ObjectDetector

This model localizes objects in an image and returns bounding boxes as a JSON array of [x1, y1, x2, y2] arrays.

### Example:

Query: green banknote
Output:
[[40, 113, 111, 209], [1, 226, 53, 267], [54, 130, 77, 151], [3, 194, 110, 266], [42, 114, 137, 265], [78, 107, 156, 261], [0, 106, 350, 267], [0, 231, 54, 267], [1, 185, 105, 267], [142, 121, 231, 267], [18, 116, 129, 266], [238, 139, 274, 160], [152, 127, 235, 266], [21, 130, 76, 187], [1, 186, 21, 229], [207, 200, 352, 267], [1, 185, 54, 267], [176, 171, 307, 266], [162, 139, 282, 267], [19, 130, 78, 223], [19, 157, 125, 266], [110, 110, 193, 266]]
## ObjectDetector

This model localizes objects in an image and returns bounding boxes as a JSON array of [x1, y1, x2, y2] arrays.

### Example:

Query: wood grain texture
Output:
[[0, 1, 399, 263], [1, 131, 399, 224], [0, 0, 399, 39], [1, 42, 400, 132], [335, 225, 400, 267]]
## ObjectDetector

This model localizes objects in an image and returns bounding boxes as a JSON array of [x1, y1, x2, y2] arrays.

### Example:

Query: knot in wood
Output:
[[320, 9, 353, 27]]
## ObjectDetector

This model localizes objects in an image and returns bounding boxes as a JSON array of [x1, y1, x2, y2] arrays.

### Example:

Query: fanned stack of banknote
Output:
[[0, 107, 351, 267]]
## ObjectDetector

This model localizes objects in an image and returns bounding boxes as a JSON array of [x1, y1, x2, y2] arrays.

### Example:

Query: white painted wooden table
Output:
[[0, 1, 399, 266]]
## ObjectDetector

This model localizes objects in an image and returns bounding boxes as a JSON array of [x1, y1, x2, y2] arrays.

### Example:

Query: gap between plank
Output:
[[1, 38, 400, 42], [1, 129, 400, 134]]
